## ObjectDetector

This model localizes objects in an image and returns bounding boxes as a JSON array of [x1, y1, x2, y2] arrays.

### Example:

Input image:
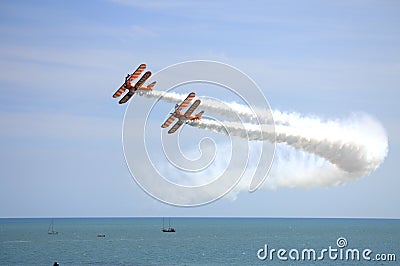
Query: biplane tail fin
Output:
[[139, 81, 156, 91], [194, 111, 204, 120], [147, 81, 156, 89]]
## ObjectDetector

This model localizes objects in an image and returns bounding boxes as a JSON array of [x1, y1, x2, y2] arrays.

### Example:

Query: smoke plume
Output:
[[141, 90, 388, 188]]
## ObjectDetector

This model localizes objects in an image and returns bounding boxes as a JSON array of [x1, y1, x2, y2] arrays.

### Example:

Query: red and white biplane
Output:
[[112, 63, 156, 104], [161, 92, 204, 134]]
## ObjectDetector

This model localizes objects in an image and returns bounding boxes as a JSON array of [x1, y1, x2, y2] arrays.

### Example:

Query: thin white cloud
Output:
[[0, 111, 120, 141], [111, 0, 204, 9], [131, 25, 158, 37]]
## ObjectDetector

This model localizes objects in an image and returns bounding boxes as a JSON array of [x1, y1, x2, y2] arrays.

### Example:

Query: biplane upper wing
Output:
[[175, 92, 195, 111], [129, 63, 146, 80], [118, 71, 152, 104], [113, 85, 127, 99], [161, 114, 176, 128], [183, 99, 201, 118], [113, 63, 146, 98], [168, 120, 184, 134]]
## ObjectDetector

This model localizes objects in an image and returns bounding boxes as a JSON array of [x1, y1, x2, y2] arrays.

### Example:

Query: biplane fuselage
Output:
[[123, 74, 154, 92], [170, 107, 203, 122]]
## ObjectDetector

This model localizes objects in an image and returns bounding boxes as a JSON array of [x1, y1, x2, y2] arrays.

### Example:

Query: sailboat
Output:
[[162, 217, 175, 233], [48, 219, 58, 235]]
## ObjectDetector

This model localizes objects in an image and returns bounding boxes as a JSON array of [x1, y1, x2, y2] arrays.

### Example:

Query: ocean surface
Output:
[[0, 218, 399, 265]]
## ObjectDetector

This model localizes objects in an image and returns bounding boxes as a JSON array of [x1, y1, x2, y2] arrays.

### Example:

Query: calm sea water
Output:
[[0, 218, 399, 265]]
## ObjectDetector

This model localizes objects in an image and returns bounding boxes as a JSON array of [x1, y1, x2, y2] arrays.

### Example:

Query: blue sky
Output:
[[0, 0, 399, 218]]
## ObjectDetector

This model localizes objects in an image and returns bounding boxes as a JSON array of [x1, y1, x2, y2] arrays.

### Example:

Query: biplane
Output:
[[161, 92, 204, 134], [112, 63, 156, 104]]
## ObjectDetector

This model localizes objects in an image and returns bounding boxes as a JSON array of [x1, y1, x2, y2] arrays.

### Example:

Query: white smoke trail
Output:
[[141, 90, 388, 186], [144, 90, 263, 122], [231, 143, 364, 193], [189, 115, 387, 176]]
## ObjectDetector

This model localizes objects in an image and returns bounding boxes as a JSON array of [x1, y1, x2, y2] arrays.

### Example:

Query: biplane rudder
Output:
[[193, 110, 204, 120]]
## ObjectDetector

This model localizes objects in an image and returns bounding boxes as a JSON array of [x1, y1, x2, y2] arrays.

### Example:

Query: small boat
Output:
[[97, 234, 106, 237], [48, 219, 58, 235], [162, 217, 175, 233]]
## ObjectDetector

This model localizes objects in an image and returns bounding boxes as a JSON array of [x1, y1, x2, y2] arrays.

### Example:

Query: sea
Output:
[[0, 218, 398, 265]]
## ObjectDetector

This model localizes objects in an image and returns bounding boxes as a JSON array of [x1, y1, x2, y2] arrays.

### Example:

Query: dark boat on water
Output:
[[162, 217, 175, 233]]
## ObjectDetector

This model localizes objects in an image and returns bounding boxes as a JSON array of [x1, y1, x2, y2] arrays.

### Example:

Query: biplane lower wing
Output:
[[183, 99, 201, 118], [119, 90, 135, 104], [132, 71, 152, 91], [161, 114, 176, 128], [168, 120, 184, 134], [132, 71, 151, 92]]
